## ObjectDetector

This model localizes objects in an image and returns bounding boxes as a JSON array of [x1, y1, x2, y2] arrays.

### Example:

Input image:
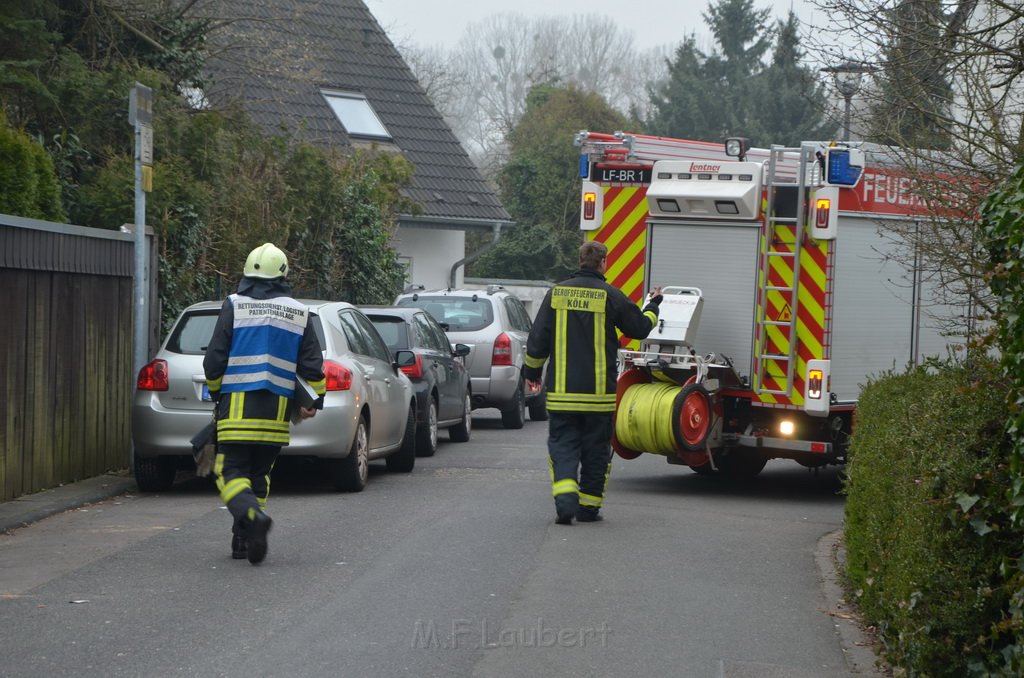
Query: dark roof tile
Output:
[[202, 0, 511, 226]]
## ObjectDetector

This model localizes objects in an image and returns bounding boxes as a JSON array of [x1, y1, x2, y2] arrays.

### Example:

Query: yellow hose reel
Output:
[[615, 381, 713, 456]]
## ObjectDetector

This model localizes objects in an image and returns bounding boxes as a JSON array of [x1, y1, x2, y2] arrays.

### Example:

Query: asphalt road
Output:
[[0, 410, 857, 677]]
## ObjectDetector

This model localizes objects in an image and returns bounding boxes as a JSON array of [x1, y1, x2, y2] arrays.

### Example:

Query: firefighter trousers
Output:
[[214, 442, 279, 533], [547, 411, 613, 516]]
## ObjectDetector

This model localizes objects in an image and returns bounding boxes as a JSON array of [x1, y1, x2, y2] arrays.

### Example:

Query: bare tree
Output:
[[398, 13, 669, 173], [806, 0, 1024, 337]]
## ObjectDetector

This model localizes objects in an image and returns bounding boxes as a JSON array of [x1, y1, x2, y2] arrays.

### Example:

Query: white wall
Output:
[[391, 227, 466, 291], [463, 278, 555, 320]]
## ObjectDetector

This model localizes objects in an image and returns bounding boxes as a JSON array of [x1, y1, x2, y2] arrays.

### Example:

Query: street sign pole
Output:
[[129, 83, 153, 383]]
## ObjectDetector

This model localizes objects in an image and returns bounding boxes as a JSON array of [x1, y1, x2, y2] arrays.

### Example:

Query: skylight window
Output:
[[320, 90, 390, 139]]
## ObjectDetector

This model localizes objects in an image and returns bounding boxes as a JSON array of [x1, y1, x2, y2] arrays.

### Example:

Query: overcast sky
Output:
[[366, 0, 822, 52]]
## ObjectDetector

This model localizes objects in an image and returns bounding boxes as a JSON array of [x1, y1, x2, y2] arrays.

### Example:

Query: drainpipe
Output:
[[449, 223, 503, 289]]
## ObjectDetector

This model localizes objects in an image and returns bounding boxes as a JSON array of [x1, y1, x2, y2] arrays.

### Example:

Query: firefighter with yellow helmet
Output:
[[524, 240, 661, 524], [203, 243, 326, 564]]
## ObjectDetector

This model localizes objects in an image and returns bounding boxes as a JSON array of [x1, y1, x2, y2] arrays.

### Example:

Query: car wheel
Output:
[[333, 416, 369, 492], [134, 455, 176, 492], [415, 397, 438, 457], [449, 392, 472, 443], [387, 405, 416, 473], [501, 381, 526, 430], [528, 388, 548, 421]]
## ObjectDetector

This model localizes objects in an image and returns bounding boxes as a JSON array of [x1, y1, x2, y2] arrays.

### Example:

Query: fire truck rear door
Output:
[[646, 220, 760, 380]]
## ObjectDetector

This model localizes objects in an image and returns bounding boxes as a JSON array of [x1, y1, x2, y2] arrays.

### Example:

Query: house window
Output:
[[320, 90, 390, 139]]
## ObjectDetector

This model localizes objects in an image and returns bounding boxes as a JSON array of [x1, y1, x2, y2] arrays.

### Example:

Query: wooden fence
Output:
[[0, 215, 158, 501]]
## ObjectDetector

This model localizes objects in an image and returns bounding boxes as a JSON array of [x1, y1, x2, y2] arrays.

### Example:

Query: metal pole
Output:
[[133, 126, 147, 379], [842, 93, 853, 142], [129, 84, 152, 381]]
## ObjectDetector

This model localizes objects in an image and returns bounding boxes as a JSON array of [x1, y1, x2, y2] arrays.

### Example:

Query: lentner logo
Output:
[[690, 163, 720, 172]]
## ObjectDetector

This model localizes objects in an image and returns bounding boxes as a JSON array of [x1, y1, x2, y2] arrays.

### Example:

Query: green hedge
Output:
[[844, 359, 1010, 675], [0, 120, 65, 221]]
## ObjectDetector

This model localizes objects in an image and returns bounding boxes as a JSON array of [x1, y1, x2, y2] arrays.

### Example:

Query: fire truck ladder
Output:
[[755, 145, 814, 397]]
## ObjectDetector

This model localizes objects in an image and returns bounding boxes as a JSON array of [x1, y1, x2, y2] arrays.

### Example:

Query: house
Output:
[[199, 0, 513, 290]]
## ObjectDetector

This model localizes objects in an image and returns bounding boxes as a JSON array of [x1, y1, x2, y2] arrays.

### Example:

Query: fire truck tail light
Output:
[[580, 180, 602, 230], [815, 198, 831, 228], [583, 192, 597, 220], [804, 359, 831, 417], [810, 186, 839, 240], [808, 369, 824, 399], [811, 442, 828, 454]]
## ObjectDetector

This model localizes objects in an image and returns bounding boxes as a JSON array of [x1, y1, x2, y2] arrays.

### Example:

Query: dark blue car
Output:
[[362, 306, 473, 456]]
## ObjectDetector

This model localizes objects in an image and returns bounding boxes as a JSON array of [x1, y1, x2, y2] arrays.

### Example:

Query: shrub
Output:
[[0, 119, 65, 220], [844, 358, 1010, 675]]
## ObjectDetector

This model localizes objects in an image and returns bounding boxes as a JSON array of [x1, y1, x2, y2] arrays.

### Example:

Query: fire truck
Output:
[[575, 130, 966, 476]]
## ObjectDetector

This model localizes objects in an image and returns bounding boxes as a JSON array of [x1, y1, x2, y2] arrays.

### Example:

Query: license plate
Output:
[[201, 384, 212, 402]]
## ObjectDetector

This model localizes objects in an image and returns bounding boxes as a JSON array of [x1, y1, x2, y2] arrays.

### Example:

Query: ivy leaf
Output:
[[956, 493, 980, 512], [970, 516, 994, 536]]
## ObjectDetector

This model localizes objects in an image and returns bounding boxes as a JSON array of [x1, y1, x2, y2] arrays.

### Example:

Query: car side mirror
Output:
[[440, 321, 450, 331], [394, 349, 416, 371], [453, 343, 471, 358]]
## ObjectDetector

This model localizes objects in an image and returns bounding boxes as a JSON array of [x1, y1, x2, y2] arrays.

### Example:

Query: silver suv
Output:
[[394, 285, 546, 429]]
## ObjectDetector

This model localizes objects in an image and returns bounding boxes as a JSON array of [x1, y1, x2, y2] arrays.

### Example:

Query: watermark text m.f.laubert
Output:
[[411, 618, 612, 650]]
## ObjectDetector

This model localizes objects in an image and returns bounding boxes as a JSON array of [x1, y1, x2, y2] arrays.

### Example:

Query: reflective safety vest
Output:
[[524, 269, 658, 413], [221, 294, 309, 399]]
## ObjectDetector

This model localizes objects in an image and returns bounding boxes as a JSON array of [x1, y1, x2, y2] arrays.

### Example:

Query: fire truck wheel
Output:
[[688, 462, 718, 475], [673, 383, 712, 451], [721, 450, 768, 477]]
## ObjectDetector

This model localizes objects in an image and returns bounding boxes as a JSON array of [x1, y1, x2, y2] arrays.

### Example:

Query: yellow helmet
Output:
[[244, 243, 289, 279]]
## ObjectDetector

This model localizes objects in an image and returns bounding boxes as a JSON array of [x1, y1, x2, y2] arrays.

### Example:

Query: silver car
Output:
[[132, 300, 417, 493], [394, 285, 547, 429]]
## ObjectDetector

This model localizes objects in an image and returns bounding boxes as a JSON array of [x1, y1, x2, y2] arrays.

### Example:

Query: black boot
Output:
[[231, 532, 247, 559], [555, 495, 577, 525], [245, 510, 273, 565], [576, 507, 603, 522]]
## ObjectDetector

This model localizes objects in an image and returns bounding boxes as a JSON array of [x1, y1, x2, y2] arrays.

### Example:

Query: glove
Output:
[[643, 291, 662, 315]]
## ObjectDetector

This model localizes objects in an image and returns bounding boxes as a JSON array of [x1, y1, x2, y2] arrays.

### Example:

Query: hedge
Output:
[[844, 359, 1010, 675], [0, 120, 65, 221]]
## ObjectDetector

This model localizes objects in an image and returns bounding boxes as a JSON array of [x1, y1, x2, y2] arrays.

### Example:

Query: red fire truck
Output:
[[576, 130, 967, 476]]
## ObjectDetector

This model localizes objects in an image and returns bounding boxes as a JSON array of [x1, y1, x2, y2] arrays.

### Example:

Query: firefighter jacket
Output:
[[204, 277, 326, 446], [524, 269, 659, 413]]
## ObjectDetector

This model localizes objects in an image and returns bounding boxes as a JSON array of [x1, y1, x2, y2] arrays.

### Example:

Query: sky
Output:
[[365, 0, 822, 52]]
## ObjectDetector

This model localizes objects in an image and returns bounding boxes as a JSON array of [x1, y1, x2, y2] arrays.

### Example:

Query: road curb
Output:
[[816, 529, 887, 676], [0, 473, 138, 533]]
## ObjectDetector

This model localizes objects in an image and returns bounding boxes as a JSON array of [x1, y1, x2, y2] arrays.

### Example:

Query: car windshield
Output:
[[167, 311, 219, 354], [397, 296, 493, 332], [367, 316, 408, 351]]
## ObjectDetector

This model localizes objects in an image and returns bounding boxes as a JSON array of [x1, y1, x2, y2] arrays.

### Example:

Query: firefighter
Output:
[[203, 243, 326, 564], [524, 240, 661, 524]]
